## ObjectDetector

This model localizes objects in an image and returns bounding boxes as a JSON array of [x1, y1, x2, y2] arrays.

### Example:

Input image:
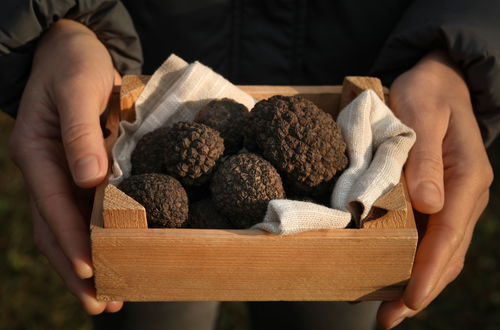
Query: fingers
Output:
[[391, 97, 448, 214], [56, 77, 109, 188], [15, 139, 94, 279], [403, 167, 484, 310], [32, 200, 123, 314], [377, 190, 488, 329]]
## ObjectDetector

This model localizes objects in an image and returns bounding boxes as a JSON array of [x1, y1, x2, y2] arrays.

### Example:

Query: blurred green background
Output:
[[1, 111, 499, 330]]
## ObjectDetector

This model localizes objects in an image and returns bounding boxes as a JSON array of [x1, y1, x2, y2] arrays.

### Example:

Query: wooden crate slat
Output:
[[93, 227, 416, 301], [89, 75, 418, 302]]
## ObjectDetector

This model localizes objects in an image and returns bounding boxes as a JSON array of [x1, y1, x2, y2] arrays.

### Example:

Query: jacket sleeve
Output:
[[370, 0, 500, 146], [0, 0, 143, 118]]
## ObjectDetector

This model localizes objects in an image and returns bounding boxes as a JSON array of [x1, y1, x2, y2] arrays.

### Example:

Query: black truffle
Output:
[[164, 121, 225, 185], [210, 153, 285, 228], [245, 95, 348, 194], [188, 199, 233, 229], [118, 173, 189, 228], [130, 127, 169, 175], [195, 98, 249, 154]]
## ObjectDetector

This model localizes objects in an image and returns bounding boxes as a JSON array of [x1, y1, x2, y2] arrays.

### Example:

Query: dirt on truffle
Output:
[[210, 153, 285, 228], [164, 121, 224, 186], [118, 173, 189, 228], [245, 95, 348, 194], [195, 98, 249, 154]]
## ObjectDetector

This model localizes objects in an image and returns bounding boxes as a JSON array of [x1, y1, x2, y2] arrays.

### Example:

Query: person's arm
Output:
[[8, 18, 122, 314], [0, 0, 142, 117]]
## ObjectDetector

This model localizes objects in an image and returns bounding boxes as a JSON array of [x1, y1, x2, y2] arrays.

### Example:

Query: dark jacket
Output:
[[1, 0, 499, 145]]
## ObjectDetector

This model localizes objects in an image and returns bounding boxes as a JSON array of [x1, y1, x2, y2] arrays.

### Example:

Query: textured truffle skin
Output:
[[131, 127, 169, 175], [118, 173, 189, 228], [245, 95, 348, 194], [164, 121, 224, 185], [188, 199, 233, 229], [195, 98, 249, 154], [210, 153, 285, 228]]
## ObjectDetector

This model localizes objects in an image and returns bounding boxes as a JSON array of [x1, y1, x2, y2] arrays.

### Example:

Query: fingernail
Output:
[[76, 261, 94, 279], [416, 181, 441, 210], [75, 156, 100, 183], [106, 301, 123, 313], [389, 316, 405, 329]]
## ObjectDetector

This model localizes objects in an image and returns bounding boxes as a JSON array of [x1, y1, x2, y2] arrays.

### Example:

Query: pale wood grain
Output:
[[103, 184, 147, 229], [363, 182, 407, 229], [120, 75, 149, 122], [90, 75, 418, 302], [92, 227, 416, 301], [339, 76, 386, 110], [90, 87, 120, 229]]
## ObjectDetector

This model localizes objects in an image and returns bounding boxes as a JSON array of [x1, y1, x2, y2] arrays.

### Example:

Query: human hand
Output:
[[377, 50, 494, 328], [8, 19, 122, 314]]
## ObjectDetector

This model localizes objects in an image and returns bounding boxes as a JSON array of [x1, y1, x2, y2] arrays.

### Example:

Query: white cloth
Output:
[[254, 90, 416, 234], [110, 54, 416, 235], [110, 54, 255, 185]]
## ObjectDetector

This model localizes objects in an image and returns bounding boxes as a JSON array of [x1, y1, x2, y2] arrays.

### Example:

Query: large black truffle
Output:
[[245, 95, 348, 194], [210, 153, 285, 228], [130, 127, 169, 175], [118, 173, 189, 228], [164, 121, 225, 185], [188, 199, 233, 229], [195, 98, 249, 154]]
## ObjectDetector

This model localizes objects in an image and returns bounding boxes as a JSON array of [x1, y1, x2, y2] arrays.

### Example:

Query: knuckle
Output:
[[483, 164, 494, 188], [464, 161, 494, 191], [427, 222, 464, 250], [62, 122, 96, 150], [410, 149, 443, 174], [449, 259, 465, 281]]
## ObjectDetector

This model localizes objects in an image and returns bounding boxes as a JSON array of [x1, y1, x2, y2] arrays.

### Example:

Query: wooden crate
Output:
[[90, 76, 417, 302]]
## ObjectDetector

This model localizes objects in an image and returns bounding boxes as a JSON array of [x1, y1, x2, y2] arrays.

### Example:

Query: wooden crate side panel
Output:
[[93, 228, 416, 301], [119, 76, 344, 119], [103, 184, 148, 229], [339, 76, 385, 109]]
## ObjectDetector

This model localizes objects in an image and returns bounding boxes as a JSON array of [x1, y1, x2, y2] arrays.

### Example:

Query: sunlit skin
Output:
[[8, 19, 121, 314], [8, 20, 494, 326], [378, 51, 493, 329]]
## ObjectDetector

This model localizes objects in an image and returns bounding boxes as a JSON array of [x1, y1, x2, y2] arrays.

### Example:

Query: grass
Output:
[[1, 112, 499, 330]]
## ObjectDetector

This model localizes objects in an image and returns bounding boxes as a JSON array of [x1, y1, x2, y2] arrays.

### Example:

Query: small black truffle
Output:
[[118, 173, 189, 228], [210, 153, 285, 228], [130, 127, 169, 175], [245, 95, 348, 194], [188, 199, 233, 229], [195, 98, 249, 154], [164, 121, 225, 185]]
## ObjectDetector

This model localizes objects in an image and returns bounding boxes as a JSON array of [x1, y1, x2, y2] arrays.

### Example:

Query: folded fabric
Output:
[[111, 54, 416, 234], [254, 90, 416, 234], [110, 54, 255, 184]]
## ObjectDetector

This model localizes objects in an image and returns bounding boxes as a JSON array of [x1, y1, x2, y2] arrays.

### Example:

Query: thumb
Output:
[[402, 106, 448, 214], [57, 80, 110, 188]]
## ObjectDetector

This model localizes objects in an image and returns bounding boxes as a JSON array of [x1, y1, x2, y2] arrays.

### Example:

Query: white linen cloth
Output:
[[255, 90, 416, 234], [110, 54, 416, 234]]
